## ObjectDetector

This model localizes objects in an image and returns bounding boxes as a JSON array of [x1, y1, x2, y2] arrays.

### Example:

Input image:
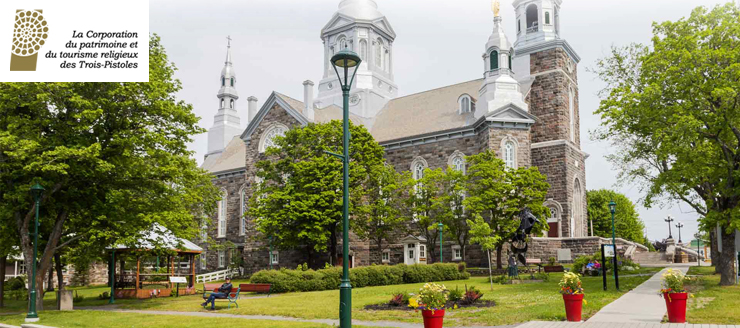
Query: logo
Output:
[[10, 9, 49, 71]]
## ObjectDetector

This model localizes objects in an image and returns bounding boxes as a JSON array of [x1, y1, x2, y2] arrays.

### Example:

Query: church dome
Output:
[[486, 16, 511, 51], [337, 0, 383, 21]]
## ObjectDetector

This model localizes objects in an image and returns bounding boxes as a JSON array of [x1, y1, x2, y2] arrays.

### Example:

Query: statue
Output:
[[492, 0, 501, 17], [509, 208, 541, 266]]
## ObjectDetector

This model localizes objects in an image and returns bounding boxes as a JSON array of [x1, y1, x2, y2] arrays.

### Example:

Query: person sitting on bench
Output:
[[201, 277, 233, 310]]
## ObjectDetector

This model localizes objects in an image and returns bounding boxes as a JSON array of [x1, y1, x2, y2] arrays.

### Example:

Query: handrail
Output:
[[195, 268, 239, 283]]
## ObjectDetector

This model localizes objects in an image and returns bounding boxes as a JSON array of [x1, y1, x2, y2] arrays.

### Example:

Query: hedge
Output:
[[250, 263, 470, 293]]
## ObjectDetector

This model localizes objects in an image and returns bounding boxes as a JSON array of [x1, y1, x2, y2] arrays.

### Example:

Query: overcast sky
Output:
[[150, 0, 727, 242]]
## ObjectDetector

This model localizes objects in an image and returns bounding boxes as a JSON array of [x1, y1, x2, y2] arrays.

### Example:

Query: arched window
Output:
[[230, 99, 234, 109], [413, 162, 425, 180], [221, 77, 225, 86], [360, 39, 367, 61], [259, 124, 289, 153], [526, 4, 538, 33], [490, 50, 499, 70], [375, 38, 383, 68], [451, 155, 465, 173], [572, 178, 583, 237], [220, 99, 225, 109], [217, 189, 227, 238], [545, 11, 551, 25], [569, 87, 576, 142], [517, 19, 521, 34], [337, 36, 348, 51], [239, 187, 247, 236], [458, 95, 471, 114], [503, 140, 516, 169], [230, 77, 235, 87]]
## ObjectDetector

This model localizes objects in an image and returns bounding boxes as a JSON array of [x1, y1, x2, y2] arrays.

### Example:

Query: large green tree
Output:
[[436, 167, 474, 261], [465, 150, 550, 268], [591, 3, 740, 285], [250, 120, 385, 267], [354, 164, 411, 259], [405, 167, 446, 263], [0, 35, 220, 309], [587, 189, 646, 243]]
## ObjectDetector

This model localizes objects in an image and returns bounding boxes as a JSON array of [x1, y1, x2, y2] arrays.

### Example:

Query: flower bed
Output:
[[365, 284, 494, 311], [250, 263, 470, 293]]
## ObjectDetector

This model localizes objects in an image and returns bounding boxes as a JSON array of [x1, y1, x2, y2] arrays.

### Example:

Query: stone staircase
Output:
[[632, 251, 669, 265]]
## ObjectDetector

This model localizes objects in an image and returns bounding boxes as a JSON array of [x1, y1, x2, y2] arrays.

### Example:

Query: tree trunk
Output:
[[46, 260, 54, 292], [710, 230, 721, 274], [377, 239, 383, 265], [495, 244, 503, 269], [718, 228, 737, 286], [0, 255, 6, 308], [54, 253, 64, 291], [329, 229, 337, 268]]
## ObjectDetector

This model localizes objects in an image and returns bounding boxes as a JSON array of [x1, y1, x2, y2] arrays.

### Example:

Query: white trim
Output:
[[458, 94, 473, 114], [258, 123, 290, 154], [500, 136, 519, 169], [410, 156, 428, 180], [572, 177, 584, 238], [544, 199, 563, 238], [530, 68, 578, 89], [531, 139, 590, 159], [200, 251, 207, 270], [447, 150, 466, 174], [217, 250, 226, 268], [217, 188, 228, 238], [239, 185, 248, 236], [381, 250, 390, 263], [451, 245, 462, 261]]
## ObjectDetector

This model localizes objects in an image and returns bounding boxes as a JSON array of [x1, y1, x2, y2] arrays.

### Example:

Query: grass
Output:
[[111, 273, 653, 326], [685, 265, 740, 324], [0, 270, 657, 326], [0, 310, 386, 328]]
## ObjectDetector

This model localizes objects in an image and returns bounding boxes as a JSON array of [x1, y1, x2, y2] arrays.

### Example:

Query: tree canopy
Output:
[[591, 3, 740, 284], [0, 34, 220, 309], [586, 189, 647, 245], [250, 120, 385, 266]]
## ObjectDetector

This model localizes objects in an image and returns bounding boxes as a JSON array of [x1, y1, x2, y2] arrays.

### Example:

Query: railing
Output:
[[195, 268, 239, 284], [527, 25, 538, 34]]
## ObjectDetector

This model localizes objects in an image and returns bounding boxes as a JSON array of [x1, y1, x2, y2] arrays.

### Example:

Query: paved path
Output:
[[587, 267, 689, 323], [519, 321, 740, 328]]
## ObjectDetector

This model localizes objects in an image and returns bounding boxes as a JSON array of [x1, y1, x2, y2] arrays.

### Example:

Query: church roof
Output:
[[201, 136, 245, 174], [336, 0, 383, 21], [275, 92, 367, 126], [370, 79, 481, 143]]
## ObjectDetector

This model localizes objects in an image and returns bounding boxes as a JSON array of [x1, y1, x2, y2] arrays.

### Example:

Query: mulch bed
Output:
[[364, 300, 496, 311]]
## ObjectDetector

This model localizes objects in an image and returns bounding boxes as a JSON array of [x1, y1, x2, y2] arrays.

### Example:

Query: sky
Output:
[[149, 0, 727, 243]]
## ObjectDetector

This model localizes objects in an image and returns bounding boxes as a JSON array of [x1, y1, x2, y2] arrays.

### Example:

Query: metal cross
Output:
[[227, 35, 232, 47]]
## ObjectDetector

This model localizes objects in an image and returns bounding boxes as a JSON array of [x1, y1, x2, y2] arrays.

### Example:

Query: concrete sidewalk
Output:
[[587, 267, 689, 323], [519, 321, 740, 328]]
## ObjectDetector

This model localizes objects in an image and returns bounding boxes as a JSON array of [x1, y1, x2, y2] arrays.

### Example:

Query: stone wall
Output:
[[526, 237, 648, 263]]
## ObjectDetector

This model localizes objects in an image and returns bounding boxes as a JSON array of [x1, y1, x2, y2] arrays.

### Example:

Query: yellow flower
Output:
[[408, 297, 419, 308], [583, 299, 588, 306], [454, 304, 459, 309]]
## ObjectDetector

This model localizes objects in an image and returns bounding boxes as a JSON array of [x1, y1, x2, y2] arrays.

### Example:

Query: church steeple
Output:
[[476, 1, 528, 118], [207, 36, 242, 157]]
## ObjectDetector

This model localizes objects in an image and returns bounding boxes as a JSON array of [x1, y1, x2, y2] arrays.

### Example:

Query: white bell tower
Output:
[[315, 0, 398, 119], [207, 37, 242, 157], [476, 1, 528, 118], [512, 0, 561, 49]]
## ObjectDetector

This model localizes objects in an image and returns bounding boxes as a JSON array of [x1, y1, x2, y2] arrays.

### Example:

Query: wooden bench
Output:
[[202, 284, 240, 309], [238, 283, 272, 297]]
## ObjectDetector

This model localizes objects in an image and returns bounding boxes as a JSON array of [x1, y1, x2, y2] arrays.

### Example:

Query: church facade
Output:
[[197, 0, 589, 274]]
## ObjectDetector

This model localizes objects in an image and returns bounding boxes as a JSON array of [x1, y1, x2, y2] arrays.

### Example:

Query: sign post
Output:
[[600, 244, 608, 291], [169, 276, 187, 297], [603, 244, 619, 290]]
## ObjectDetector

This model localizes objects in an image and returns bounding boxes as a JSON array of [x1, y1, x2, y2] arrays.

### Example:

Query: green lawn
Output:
[[685, 266, 740, 324], [114, 273, 652, 326], [0, 310, 385, 328], [1, 272, 655, 326]]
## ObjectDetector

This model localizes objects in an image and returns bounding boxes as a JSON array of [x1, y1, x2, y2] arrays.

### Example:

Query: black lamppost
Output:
[[675, 222, 684, 244], [608, 200, 619, 290], [26, 183, 44, 323], [665, 215, 674, 239], [329, 47, 361, 328], [438, 222, 444, 263]]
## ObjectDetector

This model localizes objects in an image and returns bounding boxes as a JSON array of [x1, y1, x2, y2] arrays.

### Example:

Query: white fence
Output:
[[195, 268, 239, 284]]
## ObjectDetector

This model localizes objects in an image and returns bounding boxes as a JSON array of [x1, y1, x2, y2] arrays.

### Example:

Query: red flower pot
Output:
[[421, 309, 445, 328], [562, 293, 584, 322], [663, 292, 688, 323]]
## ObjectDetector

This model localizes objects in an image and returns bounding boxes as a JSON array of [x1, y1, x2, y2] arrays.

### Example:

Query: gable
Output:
[[240, 92, 308, 142], [486, 103, 537, 124], [322, 14, 353, 33], [372, 17, 395, 37]]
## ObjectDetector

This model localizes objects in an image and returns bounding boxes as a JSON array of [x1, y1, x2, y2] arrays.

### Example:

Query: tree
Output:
[[591, 3, 740, 285], [250, 120, 385, 267], [436, 168, 474, 261], [0, 35, 220, 310], [465, 150, 550, 269], [587, 189, 646, 243], [405, 168, 446, 263], [354, 164, 411, 261]]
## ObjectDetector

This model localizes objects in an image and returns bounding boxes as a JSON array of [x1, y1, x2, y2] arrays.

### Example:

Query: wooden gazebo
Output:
[[108, 225, 203, 300]]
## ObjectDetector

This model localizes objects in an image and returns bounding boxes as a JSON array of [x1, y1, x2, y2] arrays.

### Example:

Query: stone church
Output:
[[197, 0, 592, 274]]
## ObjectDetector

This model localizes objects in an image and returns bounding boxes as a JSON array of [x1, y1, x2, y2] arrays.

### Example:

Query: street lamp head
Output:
[[30, 183, 45, 201], [330, 48, 362, 90], [608, 200, 616, 214], [438, 222, 443, 231]]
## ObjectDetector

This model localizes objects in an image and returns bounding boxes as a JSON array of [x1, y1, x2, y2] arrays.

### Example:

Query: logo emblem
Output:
[[10, 10, 49, 71]]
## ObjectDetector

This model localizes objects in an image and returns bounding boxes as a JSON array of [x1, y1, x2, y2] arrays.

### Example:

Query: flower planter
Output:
[[663, 292, 688, 323], [562, 293, 584, 322], [421, 309, 445, 328]]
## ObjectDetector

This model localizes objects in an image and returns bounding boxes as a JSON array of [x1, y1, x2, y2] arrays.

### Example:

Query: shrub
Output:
[[461, 285, 483, 305], [448, 286, 463, 302], [389, 292, 410, 306], [547, 257, 558, 266], [490, 275, 511, 284], [250, 262, 468, 293], [73, 291, 84, 303], [535, 272, 550, 282], [5, 276, 26, 291], [97, 291, 109, 300]]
